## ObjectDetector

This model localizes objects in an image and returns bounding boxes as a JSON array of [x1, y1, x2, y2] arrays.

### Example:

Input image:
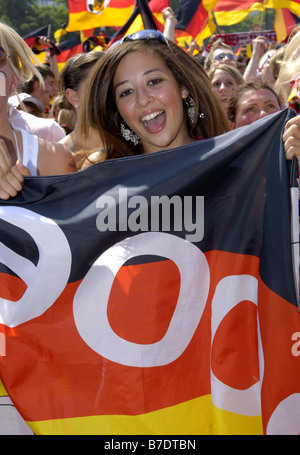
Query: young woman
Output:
[[57, 51, 105, 163], [208, 63, 244, 117], [78, 30, 230, 167], [0, 22, 75, 199]]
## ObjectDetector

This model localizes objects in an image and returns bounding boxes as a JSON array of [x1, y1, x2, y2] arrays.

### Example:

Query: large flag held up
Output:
[[0, 110, 300, 435], [22, 25, 50, 48]]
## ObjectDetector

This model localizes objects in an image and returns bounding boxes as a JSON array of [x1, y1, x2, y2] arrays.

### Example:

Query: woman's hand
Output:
[[283, 115, 300, 164], [0, 139, 31, 200], [0, 160, 31, 200]]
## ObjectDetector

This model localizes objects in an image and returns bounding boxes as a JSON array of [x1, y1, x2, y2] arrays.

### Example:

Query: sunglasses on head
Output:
[[214, 53, 236, 61], [0, 47, 8, 68], [108, 29, 172, 51]]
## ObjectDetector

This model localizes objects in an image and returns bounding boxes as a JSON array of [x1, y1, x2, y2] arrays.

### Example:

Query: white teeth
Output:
[[141, 111, 163, 122]]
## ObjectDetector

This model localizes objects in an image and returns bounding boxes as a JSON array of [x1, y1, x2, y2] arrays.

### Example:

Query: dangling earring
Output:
[[184, 95, 196, 124], [120, 122, 139, 146], [184, 95, 205, 125]]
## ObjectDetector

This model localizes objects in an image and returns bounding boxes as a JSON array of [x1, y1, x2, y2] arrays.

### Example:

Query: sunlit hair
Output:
[[0, 22, 44, 89], [276, 31, 300, 101], [208, 63, 244, 86], [79, 37, 229, 160], [58, 51, 105, 111]]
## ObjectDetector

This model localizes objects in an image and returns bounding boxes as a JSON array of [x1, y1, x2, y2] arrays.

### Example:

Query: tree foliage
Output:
[[0, 0, 69, 39]]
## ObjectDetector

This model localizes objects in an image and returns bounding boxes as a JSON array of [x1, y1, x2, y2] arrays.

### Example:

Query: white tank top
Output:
[[12, 127, 39, 177]]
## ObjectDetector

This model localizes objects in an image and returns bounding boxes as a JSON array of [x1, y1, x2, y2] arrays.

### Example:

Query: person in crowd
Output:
[[208, 64, 244, 117], [236, 48, 249, 75], [261, 45, 285, 88], [276, 30, 300, 112], [57, 51, 105, 165], [57, 108, 77, 135], [19, 63, 57, 112], [7, 60, 65, 141], [227, 81, 282, 129], [0, 21, 75, 199], [8, 92, 45, 117], [8, 95, 66, 142], [204, 39, 237, 73], [243, 35, 270, 82], [162, 6, 177, 43], [78, 30, 229, 168], [50, 94, 62, 121]]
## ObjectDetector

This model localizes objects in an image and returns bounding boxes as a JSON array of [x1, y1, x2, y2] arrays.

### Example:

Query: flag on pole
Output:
[[125, 0, 169, 35], [0, 109, 299, 435], [175, 0, 218, 48], [66, 0, 135, 32], [22, 25, 50, 48]]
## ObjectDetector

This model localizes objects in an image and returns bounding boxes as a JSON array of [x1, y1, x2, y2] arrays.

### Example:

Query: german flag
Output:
[[213, 0, 300, 27], [213, 0, 266, 26], [0, 109, 299, 435], [66, 0, 135, 32], [175, 0, 217, 47], [22, 25, 50, 49], [56, 35, 82, 72], [266, 0, 300, 16]]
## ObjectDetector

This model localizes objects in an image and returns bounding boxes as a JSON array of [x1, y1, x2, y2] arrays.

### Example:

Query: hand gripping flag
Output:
[[0, 109, 300, 435]]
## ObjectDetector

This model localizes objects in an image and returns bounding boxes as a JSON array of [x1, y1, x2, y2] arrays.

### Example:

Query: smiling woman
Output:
[[78, 30, 230, 164]]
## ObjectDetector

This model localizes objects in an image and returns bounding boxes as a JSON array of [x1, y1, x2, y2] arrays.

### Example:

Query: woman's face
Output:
[[234, 88, 281, 127], [211, 68, 239, 109], [113, 49, 192, 154]]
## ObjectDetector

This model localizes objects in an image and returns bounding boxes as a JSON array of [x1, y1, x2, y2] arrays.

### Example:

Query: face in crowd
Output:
[[113, 49, 192, 154], [234, 88, 281, 127]]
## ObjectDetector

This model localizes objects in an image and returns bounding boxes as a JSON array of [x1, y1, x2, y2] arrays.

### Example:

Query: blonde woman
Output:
[[0, 22, 75, 199]]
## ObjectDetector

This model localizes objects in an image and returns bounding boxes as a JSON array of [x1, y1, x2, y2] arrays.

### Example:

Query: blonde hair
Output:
[[276, 31, 300, 101], [0, 22, 44, 89], [208, 63, 244, 86]]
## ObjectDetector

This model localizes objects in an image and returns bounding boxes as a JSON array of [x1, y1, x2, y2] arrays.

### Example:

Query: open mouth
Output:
[[141, 110, 165, 132]]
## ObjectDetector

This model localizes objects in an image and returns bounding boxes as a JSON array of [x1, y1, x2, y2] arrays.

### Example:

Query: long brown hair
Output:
[[79, 37, 229, 160]]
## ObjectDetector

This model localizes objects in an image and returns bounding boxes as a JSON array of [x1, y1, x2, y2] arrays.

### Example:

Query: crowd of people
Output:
[[0, 10, 300, 196]]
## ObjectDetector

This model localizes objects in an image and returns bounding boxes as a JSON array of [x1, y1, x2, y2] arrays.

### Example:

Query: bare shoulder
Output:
[[37, 138, 76, 175], [79, 150, 107, 170]]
